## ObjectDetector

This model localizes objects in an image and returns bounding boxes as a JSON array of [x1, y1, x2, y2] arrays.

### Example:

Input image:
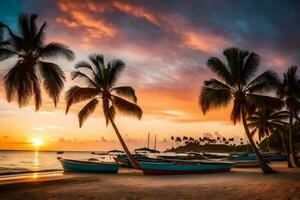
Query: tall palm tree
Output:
[[276, 66, 300, 167], [199, 47, 282, 173], [247, 108, 292, 167], [65, 54, 142, 169], [0, 14, 74, 110]]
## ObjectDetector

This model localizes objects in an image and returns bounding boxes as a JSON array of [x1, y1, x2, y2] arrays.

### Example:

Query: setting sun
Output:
[[32, 138, 43, 147]]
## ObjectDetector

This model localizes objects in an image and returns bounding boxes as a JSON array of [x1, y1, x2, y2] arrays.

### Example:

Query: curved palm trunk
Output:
[[266, 136, 271, 152], [288, 112, 300, 168], [241, 110, 276, 174], [280, 132, 292, 168], [108, 114, 141, 170]]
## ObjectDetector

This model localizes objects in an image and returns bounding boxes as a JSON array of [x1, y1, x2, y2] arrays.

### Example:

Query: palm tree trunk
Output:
[[266, 136, 271, 152], [280, 132, 292, 168], [241, 110, 276, 174], [108, 114, 141, 170], [288, 112, 300, 168]]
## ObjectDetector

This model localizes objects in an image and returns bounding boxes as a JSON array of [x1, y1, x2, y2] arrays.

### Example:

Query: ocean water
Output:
[[0, 150, 113, 176]]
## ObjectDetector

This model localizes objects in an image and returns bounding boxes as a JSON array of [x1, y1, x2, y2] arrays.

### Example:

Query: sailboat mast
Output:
[[147, 133, 150, 148], [154, 134, 157, 151]]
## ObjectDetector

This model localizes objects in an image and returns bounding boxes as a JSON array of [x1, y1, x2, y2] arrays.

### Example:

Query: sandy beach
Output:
[[0, 162, 299, 200]]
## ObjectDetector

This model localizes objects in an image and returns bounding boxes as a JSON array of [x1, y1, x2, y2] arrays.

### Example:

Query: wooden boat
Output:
[[57, 157, 119, 173], [139, 161, 234, 175]]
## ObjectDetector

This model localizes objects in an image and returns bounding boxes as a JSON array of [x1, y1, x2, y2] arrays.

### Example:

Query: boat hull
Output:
[[58, 158, 119, 173], [233, 161, 260, 168], [140, 162, 233, 175]]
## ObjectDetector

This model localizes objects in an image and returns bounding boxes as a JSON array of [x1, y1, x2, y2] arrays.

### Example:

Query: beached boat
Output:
[[114, 154, 164, 168], [158, 154, 207, 161], [225, 153, 262, 167], [139, 161, 234, 175], [57, 157, 119, 173]]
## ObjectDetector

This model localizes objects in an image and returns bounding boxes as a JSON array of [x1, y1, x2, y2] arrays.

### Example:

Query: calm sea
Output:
[[0, 150, 113, 176]]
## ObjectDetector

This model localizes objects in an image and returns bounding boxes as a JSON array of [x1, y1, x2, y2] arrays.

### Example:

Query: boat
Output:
[[232, 160, 260, 168], [261, 153, 287, 162], [202, 152, 229, 159], [114, 154, 164, 168], [157, 154, 207, 161], [57, 157, 119, 173], [225, 153, 263, 168], [139, 160, 234, 175]]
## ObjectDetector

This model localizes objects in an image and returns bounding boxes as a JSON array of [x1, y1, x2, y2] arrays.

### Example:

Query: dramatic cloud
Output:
[[0, 0, 300, 150]]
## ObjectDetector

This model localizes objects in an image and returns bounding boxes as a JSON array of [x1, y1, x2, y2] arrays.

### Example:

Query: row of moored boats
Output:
[[57, 151, 288, 175]]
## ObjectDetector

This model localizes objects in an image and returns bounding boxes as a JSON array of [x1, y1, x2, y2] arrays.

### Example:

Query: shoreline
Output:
[[0, 162, 300, 200]]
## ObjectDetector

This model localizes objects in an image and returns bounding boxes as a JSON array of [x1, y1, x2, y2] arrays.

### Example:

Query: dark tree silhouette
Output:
[[0, 14, 74, 110], [276, 66, 300, 167], [65, 54, 142, 169], [199, 47, 281, 173]]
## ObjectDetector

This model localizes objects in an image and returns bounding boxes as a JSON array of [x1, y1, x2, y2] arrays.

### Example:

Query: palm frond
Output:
[[199, 86, 232, 114], [75, 61, 96, 74], [242, 52, 260, 83], [207, 57, 235, 87], [71, 70, 98, 88], [89, 53, 104, 74], [245, 70, 279, 93], [111, 86, 137, 103], [65, 86, 100, 113], [204, 79, 233, 91], [0, 48, 16, 61], [223, 47, 248, 85], [39, 61, 65, 106], [112, 95, 142, 119], [247, 94, 283, 111], [4, 61, 33, 107], [78, 99, 99, 128], [30, 71, 42, 111], [108, 59, 125, 87], [39, 42, 75, 61]]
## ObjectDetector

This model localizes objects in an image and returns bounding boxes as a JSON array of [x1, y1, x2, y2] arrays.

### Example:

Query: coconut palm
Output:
[[276, 66, 300, 167], [199, 47, 282, 173], [65, 54, 142, 169], [247, 108, 291, 167], [0, 14, 74, 110]]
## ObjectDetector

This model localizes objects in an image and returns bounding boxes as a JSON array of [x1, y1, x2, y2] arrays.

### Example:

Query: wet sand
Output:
[[0, 162, 299, 200]]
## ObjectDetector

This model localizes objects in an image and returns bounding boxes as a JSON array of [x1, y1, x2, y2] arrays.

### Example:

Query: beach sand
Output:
[[0, 162, 299, 200]]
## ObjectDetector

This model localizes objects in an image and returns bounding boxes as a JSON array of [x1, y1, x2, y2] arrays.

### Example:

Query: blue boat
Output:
[[58, 157, 119, 173], [139, 160, 234, 175]]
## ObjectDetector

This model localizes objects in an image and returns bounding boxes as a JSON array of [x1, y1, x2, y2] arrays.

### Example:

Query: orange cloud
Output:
[[56, 0, 117, 39], [112, 1, 161, 26], [181, 31, 231, 53]]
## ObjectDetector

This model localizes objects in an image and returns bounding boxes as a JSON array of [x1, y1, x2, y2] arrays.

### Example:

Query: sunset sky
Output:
[[0, 0, 300, 151]]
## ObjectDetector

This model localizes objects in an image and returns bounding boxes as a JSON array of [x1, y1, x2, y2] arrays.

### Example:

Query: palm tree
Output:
[[276, 66, 300, 167], [171, 136, 174, 149], [0, 14, 74, 110], [247, 108, 292, 167], [65, 54, 142, 169], [199, 47, 282, 173]]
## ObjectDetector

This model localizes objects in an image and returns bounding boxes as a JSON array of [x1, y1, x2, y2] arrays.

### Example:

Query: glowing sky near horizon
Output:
[[0, 0, 300, 151]]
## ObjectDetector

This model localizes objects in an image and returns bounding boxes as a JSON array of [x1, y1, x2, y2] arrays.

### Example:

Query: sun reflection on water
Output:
[[33, 151, 40, 168], [32, 173, 38, 179]]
